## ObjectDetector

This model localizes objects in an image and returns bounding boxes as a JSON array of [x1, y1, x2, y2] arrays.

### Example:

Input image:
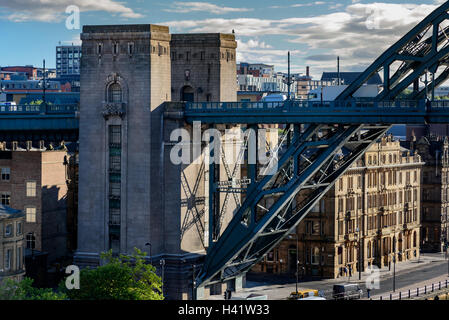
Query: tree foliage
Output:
[[61, 248, 164, 300], [0, 277, 67, 300]]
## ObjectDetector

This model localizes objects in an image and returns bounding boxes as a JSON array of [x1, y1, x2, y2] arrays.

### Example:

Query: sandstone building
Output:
[[0, 205, 25, 283], [405, 135, 449, 252], [253, 136, 423, 279], [0, 143, 70, 266]]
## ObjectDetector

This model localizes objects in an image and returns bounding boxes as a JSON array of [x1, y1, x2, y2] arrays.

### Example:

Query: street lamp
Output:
[[288, 233, 299, 295], [38, 59, 51, 113], [393, 236, 403, 292], [192, 263, 198, 301], [160, 259, 166, 296], [356, 227, 362, 280]]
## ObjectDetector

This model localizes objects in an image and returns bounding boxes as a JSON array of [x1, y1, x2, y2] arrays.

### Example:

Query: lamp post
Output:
[[393, 236, 396, 292], [160, 259, 165, 296], [288, 233, 300, 295], [356, 227, 362, 280], [39, 59, 49, 113], [192, 263, 198, 300]]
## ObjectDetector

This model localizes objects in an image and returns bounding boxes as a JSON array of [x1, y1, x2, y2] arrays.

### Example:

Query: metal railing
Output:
[[0, 103, 78, 114], [185, 100, 430, 112], [373, 279, 449, 300]]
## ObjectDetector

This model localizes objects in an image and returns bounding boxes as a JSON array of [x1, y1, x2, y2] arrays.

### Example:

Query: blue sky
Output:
[[0, 0, 446, 78]]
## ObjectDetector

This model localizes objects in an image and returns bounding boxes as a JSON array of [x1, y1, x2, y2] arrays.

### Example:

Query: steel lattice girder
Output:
[[336, 0, 449, 101], [196, 124, 391, 287]]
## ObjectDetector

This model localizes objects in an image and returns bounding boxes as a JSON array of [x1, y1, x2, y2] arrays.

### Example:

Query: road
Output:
[[239, 259, 449, 300]]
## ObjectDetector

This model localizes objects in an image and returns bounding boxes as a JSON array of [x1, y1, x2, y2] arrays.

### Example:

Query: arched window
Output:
[[108, 83, 122, 103]]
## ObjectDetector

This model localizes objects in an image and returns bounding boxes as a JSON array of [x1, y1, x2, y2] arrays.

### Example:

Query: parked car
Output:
[[332, 284, 363, 300], [287, 289, 325, 300]]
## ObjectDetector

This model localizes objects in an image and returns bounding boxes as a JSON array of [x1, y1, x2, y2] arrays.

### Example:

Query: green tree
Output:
[[61, 248, 164, 300], [0, 277, 67, 300]]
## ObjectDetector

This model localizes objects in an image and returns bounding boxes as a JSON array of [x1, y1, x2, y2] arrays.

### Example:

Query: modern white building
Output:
[[238, 74, 297, 95]]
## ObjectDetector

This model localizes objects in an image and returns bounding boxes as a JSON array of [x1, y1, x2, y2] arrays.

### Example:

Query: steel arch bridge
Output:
[[188, 0, 449, 289]]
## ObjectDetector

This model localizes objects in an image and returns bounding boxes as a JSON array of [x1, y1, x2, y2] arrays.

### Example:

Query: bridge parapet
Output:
[[185, 99, 427, 112], [0, 103, 78, 115]]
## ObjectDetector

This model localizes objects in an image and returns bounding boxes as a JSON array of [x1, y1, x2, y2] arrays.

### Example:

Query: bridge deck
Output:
[[185, 100, 449, 124], [0, 104, 78, 131]]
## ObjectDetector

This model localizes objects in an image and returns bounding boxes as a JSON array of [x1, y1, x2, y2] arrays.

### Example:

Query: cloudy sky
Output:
[[0, 0, 447, 78]]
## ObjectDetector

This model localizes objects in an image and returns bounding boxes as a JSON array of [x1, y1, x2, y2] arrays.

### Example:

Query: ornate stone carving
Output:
[[102, 102, 126, 119]]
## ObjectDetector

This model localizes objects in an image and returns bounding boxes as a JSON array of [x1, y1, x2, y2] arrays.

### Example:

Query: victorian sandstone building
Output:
[[410, 135, 449, 252], [253, 136, 423, 279], [75, 24, 237, 299]]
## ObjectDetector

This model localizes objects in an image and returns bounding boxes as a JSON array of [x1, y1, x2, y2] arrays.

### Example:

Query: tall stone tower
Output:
[[76, 24, 238, 299], [170, 33, 237, 102], [75, 24, 171, 264]]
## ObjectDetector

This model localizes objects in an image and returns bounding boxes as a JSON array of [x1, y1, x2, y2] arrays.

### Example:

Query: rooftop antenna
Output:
[[337, 56, 341, 85], [287, 51, 292, 100]]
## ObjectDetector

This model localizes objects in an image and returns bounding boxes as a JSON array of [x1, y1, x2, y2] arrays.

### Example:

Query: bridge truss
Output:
[[190, 1, 449, 289]]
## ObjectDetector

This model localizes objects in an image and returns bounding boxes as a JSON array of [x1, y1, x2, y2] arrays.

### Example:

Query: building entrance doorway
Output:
[[181, 86, 194, 102]]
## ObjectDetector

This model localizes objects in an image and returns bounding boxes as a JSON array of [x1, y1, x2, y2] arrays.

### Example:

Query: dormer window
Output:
[[108, 83, 122, 103]]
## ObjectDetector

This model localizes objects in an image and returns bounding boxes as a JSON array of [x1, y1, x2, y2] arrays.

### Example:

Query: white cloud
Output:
[[163, 2, 443, 77], [164, 2, 252, 14], [0, 0, 143, 22]]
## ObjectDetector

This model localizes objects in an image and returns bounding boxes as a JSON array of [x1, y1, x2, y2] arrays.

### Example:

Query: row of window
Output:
[[1, 182, 37, 206], [367, 153, 402, 165], [338, 170, 418, 191], [97, 42, 137, 56], [3, 246, 24, 271], [3, 220, 23, 237], [337, 189, 418, 213]]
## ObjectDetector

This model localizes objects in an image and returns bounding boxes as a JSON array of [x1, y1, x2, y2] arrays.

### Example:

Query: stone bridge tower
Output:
[[75, 24, 238, 299]]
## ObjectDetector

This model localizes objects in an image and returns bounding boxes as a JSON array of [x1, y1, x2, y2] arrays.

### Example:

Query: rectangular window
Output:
[[5, 249, 12, 270], [17, 247, 22, 270], [26, 207, 36, 223], [1, 193, 10, 205], [16, 222, 22, 235], [26, 181, 36, 197], [109, 126, 121, 145], [5, 223, 12, 237], [1, 167, 10, 181]]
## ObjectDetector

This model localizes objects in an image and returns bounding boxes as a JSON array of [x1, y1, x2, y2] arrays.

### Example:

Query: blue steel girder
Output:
[[184, 100, 449, 124], [336, 0, 449, 101], [410, 64, 449, 99], [197, 124, 391, 287]]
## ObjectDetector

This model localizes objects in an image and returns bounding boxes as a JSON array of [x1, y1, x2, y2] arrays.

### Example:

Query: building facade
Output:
[[56, 45, 81, 77], [237, 74, 297, 95], [253, 136, 423, 279], [0, 144, 70, 265], [75, 24, 238, 299], [407, 135, 449, 252], [0, 205, 25, 283]]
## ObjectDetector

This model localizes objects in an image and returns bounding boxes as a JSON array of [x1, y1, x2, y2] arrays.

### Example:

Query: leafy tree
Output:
[[0, 277, 67, 300], [61, 248, 164, 300]]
